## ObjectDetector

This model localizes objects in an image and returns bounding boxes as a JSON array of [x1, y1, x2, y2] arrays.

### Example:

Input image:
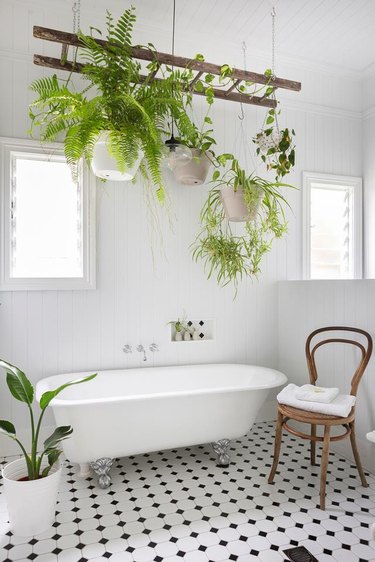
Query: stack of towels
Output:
[[277, 383, 356, 417]]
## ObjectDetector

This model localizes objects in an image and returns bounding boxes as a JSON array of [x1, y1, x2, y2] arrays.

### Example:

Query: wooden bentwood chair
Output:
[[268, 326, 373, 510]]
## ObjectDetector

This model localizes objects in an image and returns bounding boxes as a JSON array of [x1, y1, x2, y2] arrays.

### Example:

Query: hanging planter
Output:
[[221, 186, 250, 222], [29, 7, 198, 203], [253, 108, 296, 180], [91, 131, 144, 181], [255, 129, 283, 154], [192, 156, 295, 291], [172, 149, 212, 185]]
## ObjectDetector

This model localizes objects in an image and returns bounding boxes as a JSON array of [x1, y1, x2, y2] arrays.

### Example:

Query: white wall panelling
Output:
[[1, 0, 374, 470]]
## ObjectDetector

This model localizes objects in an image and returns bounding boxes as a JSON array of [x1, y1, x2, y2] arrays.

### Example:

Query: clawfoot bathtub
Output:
[[36, 363, 287, 488]]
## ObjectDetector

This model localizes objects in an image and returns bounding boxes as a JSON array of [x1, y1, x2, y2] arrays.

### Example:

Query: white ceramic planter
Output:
[[256, 130, 282, 153], [175, 331, 183, 342], [183, 331, 191, 341], [91, 131, 143, 181], [2, 458, 62, 536], [172, 149, 212, 185]]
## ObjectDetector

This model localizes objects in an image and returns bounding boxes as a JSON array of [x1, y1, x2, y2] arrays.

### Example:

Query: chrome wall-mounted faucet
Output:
[[137, 344, 147, 361]]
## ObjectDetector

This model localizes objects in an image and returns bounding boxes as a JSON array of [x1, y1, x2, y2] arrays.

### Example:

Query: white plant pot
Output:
[[2, 458, 62, 536], [91, 131, 144, 181], [183, 331, 191, 341], [175, 331, 183, 342], [256, 130, 282, 153], [172, 149, 212, 185]]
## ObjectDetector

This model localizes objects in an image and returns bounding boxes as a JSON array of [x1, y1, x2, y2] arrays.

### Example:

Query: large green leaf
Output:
[[40, 449, 63, 478], [43, 426, 73, 450], [0, 359, 34, 405], [39, 373, 97, 410], [0, 420, 16, 438]]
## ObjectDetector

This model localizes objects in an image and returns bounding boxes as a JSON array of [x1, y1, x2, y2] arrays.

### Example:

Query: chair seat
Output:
[[278, 403, 355, 425]]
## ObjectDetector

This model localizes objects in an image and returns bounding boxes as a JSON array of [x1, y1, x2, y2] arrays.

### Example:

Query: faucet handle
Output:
[[136, 344, 145, 353], [123, 344, 132, 354], [149, 343, 159, 352]]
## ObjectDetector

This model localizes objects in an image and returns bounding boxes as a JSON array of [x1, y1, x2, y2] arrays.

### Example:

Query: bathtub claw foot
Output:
[[212, 439, 231, 467], [90, 457, 114, 489]]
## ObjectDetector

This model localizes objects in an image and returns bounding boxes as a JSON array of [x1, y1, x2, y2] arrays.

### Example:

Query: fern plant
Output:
[[192, 155, 294, 291], [29, 8, 194, 202]]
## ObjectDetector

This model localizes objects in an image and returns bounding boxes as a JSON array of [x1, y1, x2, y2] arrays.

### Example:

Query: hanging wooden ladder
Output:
[[33, 26, 301, 109]]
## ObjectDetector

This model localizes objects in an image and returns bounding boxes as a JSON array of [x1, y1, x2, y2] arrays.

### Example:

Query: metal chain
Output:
[[238, 41, 247, 121], [171, 0, 176, 57], [271, 6, 276, 77], [171, 0, 176, 136], [72, 0, 81, 33]]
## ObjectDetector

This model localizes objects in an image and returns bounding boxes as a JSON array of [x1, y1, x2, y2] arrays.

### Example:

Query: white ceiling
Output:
[[95, 0, 375, 74]]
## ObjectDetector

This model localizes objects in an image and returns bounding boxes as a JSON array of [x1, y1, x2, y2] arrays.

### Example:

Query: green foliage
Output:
[[254, 108, 296, 180], [29, 7, 195, 201], [192, 157, 294, 292], [0, 359, 96, 480]]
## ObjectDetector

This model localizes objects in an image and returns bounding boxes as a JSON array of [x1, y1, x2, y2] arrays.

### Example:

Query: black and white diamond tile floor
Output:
[[1, 422, 375, 562]]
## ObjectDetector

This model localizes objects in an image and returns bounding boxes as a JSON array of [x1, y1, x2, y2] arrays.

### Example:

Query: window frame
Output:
[[0, 137, 96, 291], [302, 171, 363, 281]]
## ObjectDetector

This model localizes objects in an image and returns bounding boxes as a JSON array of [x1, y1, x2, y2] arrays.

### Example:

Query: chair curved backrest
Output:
[[305, 326, 373, 396]]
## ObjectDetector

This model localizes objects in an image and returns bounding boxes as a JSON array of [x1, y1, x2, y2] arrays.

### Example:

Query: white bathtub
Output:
[[36, 363, 287, 487]]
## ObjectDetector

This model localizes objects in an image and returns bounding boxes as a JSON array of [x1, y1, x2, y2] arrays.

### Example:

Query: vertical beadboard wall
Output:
[[0, 0, 366, 457], [277, 69, 375, 474], [278, 281, 375, 472]]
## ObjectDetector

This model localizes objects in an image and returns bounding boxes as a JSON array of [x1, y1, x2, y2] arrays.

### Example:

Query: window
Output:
[[303, 172, 362, 280], [0, 138, 95, 290]]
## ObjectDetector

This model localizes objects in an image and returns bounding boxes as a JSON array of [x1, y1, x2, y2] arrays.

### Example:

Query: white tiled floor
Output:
[[1, 421, 375, 561]]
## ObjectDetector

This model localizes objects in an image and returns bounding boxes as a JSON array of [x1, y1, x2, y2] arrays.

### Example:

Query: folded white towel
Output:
[[295, 384, 339, 404], [277, 384, 356, 417]]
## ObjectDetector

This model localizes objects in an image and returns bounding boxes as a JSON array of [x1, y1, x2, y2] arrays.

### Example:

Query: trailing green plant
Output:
[[254, 107, 296, 180], [192, 156, 294, 291], [167, 319, 184, 333], [0, 359, 96, 480], [29, 8, 196, 202]]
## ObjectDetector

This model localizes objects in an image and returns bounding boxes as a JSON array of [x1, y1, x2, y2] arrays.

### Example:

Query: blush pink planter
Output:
[[221, 186, 260, 222], [172, 149, 212, 185], [221, 186, 249, 222], [2, 458, 62, 536]]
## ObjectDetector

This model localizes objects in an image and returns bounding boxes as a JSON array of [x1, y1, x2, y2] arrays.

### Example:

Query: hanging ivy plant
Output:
[[254, 107, 296, 180]]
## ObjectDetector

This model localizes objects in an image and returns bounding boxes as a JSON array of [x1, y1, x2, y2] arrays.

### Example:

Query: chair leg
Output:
[[349, 421, 368, 488], [268, 411, 283, 484], [320, 425, 331, 510], [310, 424, 316, 466]]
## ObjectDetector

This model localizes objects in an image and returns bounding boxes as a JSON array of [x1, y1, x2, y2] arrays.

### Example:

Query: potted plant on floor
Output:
[[0, 359, 96, 536], [29, 8, 194, 202], [192, 156, 294, 291]]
